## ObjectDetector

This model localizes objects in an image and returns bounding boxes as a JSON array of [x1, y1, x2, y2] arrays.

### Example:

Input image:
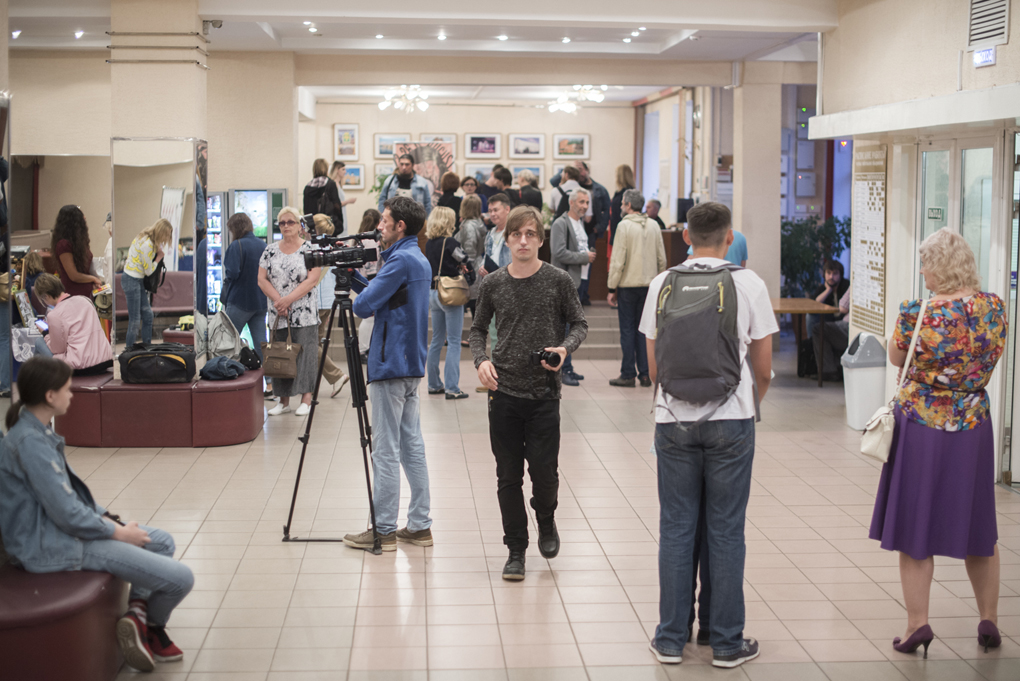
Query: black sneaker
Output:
[[712, 638, 759, 668], [697, 629, 710, 645], [502, 550, 526, 581], [445, 390, 469, 400], [561, 372, 580, 387], [609, 376, 636, 387], [639, 375, 652, 388], [428, 388, 445, 395], [537, 516, 560, 558]]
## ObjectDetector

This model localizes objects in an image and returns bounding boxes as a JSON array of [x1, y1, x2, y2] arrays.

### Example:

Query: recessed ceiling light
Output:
[[437, 34, 447, 40], [497, 35, 508, 41], [562, 37, 570, 43], [376, 34, 383, 39], [308, 27, 317, 33], [11, 30, 20, 39], [74, 30, 84, 39], [623, 38, 631, 43], [631, 31, 640, 36], [303, 21, 312, 25], [639, 26, 647, 31]]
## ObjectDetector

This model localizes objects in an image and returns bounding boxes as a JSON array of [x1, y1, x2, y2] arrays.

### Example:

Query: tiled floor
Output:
[[67, 346, 1020, 681]]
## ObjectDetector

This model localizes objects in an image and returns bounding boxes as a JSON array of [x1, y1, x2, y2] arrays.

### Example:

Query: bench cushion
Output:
[[0, 565, 120, 629], [162, 329, 195, 346], [54, 372, 114, 447], [101, 379, 194, 448], [192, 369, 265, 447]]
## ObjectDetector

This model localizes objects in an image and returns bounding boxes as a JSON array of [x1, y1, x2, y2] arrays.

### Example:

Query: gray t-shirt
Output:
[[469, 262, 588, 400]]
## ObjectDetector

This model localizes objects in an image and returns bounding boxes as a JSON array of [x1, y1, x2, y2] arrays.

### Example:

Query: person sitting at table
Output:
[[32, 273, 113, 375], [807, 259, 849, 338], [812, 288, 851, 379]]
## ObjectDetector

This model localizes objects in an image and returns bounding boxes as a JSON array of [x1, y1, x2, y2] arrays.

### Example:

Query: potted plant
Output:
[[780, 215, 851, 298]]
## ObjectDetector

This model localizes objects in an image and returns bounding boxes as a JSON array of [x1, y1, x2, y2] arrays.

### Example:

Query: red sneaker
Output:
[[147, 625, 184, 663], [115, 611, 155, 672]]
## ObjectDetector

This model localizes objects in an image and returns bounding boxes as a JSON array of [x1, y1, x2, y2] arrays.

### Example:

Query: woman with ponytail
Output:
[[0, 357, 194, 672]]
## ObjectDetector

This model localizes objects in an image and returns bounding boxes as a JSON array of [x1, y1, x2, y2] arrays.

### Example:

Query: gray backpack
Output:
[[654, 263, 757, 423]]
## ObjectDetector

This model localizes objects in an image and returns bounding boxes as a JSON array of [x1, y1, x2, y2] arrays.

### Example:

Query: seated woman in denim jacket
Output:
[[0, 357, 194, 673]]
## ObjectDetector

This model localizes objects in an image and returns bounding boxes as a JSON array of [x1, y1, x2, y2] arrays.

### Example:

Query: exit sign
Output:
[[974, 47, 996, 68], [927, 207, 944, 220]]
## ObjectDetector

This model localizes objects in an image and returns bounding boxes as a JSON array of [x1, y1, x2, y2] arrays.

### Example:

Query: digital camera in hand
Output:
[[303, 228, 380, 270], [529, 350, 561, 368]]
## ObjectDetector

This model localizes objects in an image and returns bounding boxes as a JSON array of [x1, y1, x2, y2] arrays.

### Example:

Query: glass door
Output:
[[917, 145, 952, 295], [1004, 132, 1020, 488]]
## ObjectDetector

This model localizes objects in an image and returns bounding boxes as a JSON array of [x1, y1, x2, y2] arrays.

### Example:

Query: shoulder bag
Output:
[[260, 314, 299, 379], [860, 299, 927, 463], [435, 238, 470, 307]]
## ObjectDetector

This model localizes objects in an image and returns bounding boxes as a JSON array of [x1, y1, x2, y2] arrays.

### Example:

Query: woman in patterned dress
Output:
[[870, 228, 1008, 658]]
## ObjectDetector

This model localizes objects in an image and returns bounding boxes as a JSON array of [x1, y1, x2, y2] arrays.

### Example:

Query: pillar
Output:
[[732, 83, 782, 298], [0, 0, 8, 92]]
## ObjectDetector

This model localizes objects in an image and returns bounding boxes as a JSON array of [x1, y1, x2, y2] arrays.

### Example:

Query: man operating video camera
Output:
[[469, 205, 588, 581], [341, 196, 434, 552]]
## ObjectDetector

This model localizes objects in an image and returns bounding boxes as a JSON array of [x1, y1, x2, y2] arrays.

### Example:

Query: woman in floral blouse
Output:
[[870, 228, 1007, 659]]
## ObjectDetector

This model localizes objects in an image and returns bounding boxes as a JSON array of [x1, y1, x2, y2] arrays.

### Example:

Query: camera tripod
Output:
[[282, 266, 382, 554]]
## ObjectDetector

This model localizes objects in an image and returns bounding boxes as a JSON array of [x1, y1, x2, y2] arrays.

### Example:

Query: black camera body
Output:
[[529, 349, 561, 368], [303, 233, 378, 271]]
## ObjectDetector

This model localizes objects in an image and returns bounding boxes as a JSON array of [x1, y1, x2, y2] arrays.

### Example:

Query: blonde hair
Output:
[[616, 164, 635, 192], [277, 206, 302, 225], [23, 252, 45, 276], [312, 213, 334, 236], [426, 206, 456, 239], [517, 169, 537, 187], [137, 218, 174, 248], [460, 194, 482, 222], [919, 227, 981, 294]]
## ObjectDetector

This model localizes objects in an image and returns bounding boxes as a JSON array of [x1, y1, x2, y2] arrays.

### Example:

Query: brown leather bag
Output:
[[261, 315, 300, 379], [435, 238, 469, 307]]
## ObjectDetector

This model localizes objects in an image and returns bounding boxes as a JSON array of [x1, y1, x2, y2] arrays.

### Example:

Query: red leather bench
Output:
[[55, 372, 114, 447], [101, 380, 195, 448], [193, 369, 265, 447], [0, 563, 127, 681], [161, 329, 195, 346]]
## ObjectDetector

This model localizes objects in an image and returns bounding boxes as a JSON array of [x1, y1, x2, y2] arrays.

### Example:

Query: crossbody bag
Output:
[[435, 238, 470, 307]]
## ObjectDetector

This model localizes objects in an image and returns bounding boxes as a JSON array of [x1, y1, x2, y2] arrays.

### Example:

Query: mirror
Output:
[[111, 138, 201, 361], [0, 92, 9, 407]]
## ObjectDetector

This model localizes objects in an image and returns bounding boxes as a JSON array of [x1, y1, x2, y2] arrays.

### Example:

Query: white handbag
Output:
[[860, 299, 927, 463]]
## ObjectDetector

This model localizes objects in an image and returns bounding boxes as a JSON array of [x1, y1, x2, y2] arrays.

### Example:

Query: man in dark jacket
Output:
[[344, 196, 434, 553], [550, 162, 610, 305]]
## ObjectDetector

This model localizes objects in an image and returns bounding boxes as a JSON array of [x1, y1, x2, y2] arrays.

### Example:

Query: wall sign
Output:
[[850, 144, 888, 336], [974, 47, 996, 68], [927, 207, 944, 220]]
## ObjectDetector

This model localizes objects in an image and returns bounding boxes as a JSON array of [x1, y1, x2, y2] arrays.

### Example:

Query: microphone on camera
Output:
[[335, 230, 381, 242]]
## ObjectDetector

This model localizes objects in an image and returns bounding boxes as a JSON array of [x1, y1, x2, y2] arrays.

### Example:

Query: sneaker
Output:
[[396, 526, 434, 546], [570, 371, 585, 381], [639, 375, 652, 388], [295, 403, 310, 417], [502, 550, 526, 581], [343, 528, 396, 551], [537, 516, 560, 558], [428, 388, 446, 395], [263, 389, 274, 399], [561, 372, 580, 387], [697, 629, 710, 646], [712, 638, 760, 668], [649, 640, 682, 664], [445, 390, 469, 400], [146, 625, 184, 663], [331, 375, 350, 398], [116, 612, 155, 672], [609, 376, 636, 387], [475, 386, 489, 393], [268, 403, 292, 416]]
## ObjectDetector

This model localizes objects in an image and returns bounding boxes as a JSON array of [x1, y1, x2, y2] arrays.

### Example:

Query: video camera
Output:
[[302, 220, 380, 270]]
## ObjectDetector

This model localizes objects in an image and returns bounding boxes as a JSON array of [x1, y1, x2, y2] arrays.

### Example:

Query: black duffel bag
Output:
[[119, 342, 196, 384]]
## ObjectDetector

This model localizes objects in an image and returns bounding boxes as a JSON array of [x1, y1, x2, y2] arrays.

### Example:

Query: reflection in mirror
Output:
[[111, 139, 199, 365], [0, 92, 9, 409]]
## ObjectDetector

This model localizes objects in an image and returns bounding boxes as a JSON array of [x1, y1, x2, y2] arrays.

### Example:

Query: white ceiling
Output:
[[306, 85, 669, 105]]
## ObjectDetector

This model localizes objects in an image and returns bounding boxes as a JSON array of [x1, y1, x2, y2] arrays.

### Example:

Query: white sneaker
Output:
[[331, 375, 350, 398], [268, 403, 292, 416], [295, 403, 310, 416]]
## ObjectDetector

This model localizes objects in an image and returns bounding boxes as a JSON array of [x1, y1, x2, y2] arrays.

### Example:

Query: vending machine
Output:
[[205, 191, 228, 315], [229, 189, 289, 244]]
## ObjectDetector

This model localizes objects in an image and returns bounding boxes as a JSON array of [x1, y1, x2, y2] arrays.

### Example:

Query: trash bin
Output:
[[841, 332, 888, 431]]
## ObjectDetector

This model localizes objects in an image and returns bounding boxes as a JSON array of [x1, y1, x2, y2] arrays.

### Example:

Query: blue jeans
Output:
[[0, 301, 11, 391], [34, 337, 52, 357], [122, 274, 152, 347], [225, 304, 267, 362], [369, 377, 431, 535], [426, 289, 463, 393], [81, 525, 194, 627], [653, 418, 755, 657], [617, 287, 649, 379]]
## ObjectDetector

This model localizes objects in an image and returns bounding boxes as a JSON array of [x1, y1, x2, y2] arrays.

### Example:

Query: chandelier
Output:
[[548, 84, 608, 114], [378, 85, 430, 113]]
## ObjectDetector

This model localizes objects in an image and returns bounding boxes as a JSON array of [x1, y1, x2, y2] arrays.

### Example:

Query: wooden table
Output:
[[771, 298, 841, 387]]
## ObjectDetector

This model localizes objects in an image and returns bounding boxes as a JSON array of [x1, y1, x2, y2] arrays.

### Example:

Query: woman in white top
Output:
[[258, 207, 322, 417], [122, 219, 173, 347]]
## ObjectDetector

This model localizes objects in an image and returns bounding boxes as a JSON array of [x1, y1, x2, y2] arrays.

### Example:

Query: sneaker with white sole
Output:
[[343, 528, 396, 551], [331, 375, 350, 398], [295, 403, 310, 416], [649, 641, 683, 664], [116, 612, 155, 672], [712, 638, 759, 668], [268, 403, 291, 416]]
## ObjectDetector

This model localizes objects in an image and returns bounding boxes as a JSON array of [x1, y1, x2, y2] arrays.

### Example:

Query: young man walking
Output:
[[641, 202, 775, 668], [470, 206, 588, 580]]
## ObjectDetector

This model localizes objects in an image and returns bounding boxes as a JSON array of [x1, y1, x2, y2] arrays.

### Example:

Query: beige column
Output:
[[732, 83, 782, 297], [0, 0, 8, 92], [110, 0, 206, 138]]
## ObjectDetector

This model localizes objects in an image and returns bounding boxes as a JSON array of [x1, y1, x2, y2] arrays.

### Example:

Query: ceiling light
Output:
[[562, 37, 570, 43], [497, 35, 508, 41], [376, 34, 383, 39], [437, 34, 446, 40], [639, 27, 647, 31], [308, 27, 317, 33], [74, 30, 84, 39], [303, 21, 312, 25], [379, 85, 430, 115], [11, 30, 20, 39], [623, 38, 631, 43], [631, 31, 640, 36]]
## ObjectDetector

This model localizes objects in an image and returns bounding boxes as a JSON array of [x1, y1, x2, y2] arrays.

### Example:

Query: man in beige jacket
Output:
[[606, 188, 667, 387]]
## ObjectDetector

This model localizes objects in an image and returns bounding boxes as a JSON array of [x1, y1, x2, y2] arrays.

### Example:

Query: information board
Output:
[[850, 145, 887, 336]]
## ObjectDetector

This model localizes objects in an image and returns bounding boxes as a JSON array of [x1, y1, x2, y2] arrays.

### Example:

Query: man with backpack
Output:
[[377, 154, 432, 215], [640, 201, 775, 669]]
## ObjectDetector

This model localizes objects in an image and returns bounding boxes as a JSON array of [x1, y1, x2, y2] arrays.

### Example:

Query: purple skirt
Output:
[[869, 408, 997, 560]]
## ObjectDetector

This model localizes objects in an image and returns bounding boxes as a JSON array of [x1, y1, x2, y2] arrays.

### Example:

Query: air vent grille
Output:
[[969, 0, 1010, 48]]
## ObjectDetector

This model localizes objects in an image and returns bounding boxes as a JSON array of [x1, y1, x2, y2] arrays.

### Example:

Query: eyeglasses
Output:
[[512, 231, 542, 241], [278, 220, 299, 227]]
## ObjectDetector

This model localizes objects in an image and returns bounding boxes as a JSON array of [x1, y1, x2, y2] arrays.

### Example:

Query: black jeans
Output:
[[488, 391, 561, 551], [617, 286, 649, 379]]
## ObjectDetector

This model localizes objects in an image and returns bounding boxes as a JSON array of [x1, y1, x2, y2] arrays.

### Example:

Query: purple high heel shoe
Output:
[[978, 620, 1001, 653], [893, 624, 934, 659]]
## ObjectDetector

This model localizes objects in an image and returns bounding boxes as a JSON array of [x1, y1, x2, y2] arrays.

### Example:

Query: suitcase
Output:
[[118, 343, 196, 384]]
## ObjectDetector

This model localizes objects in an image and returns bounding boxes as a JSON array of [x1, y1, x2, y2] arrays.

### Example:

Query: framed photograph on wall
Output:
[[508, 134, 545, 159], [510, 165, 545, 189], [464, 164, 492, 184], [333, 123, 359, 161], [341, 164, 365, 190], [374, 133, 410, 159], [552, 133, 590, 160], [374, 163, 395, 180], [552, 163, 567, 176], [419, 133, 456, 159], [464, 133, 501, 159]]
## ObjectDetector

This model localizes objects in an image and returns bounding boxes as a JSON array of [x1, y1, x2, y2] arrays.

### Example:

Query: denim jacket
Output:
[[0, 410, 114, 572], [485, 227, 511, 269], [376, 173, 433, 215]]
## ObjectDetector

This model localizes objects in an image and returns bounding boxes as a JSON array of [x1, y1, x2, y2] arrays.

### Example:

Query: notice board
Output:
[[850, 144, 887, 336]]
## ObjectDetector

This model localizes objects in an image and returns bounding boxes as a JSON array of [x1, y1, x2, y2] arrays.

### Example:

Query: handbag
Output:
[[260, 314, 300, 379], [435, 238, 470, 307], [860, 299, 927, 463]]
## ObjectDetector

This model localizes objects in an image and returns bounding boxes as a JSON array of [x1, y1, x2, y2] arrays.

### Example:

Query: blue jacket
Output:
[[550, 171, 611, 243], [352, 235, 431, 383], [222, 232, 267, 312], [377, 173, 433, 215], [0, 410, 115, 572]]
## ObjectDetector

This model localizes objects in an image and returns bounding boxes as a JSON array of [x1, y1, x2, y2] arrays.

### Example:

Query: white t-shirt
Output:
[[638, 257, 778, 423], [568, 215, 591, 280]]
